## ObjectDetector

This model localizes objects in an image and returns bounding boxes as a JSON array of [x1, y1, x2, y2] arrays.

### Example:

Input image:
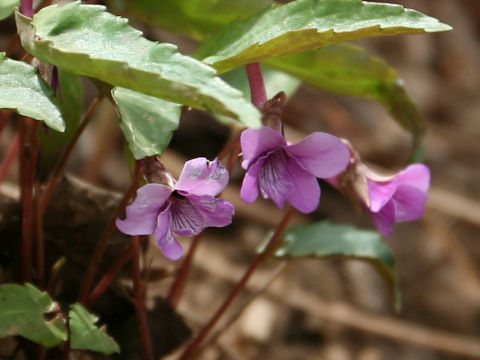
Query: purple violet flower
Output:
[[116, 158, 234, 260], [240, 126, 350, 213], [363, 163, 430, 236], [328, 162, 430, 236]]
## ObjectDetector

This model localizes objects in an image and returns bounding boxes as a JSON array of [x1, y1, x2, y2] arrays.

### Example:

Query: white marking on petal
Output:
[[209, 165, 227, 181]]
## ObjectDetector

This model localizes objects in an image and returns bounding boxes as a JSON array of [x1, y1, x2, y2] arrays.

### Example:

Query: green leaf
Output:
[[111, 0, 273, 40], [15, 2, 261, 128], [69, 303, 120, 355], [264, 44, 425, 136], [275, 221, 400, 309], [0, 53, 64, 131], [196, 0, 452, 73], [0, 0, 19, 20], [0, 283, 67, 347], [112, 87, 181, 159], [39, 69, 83, 180]]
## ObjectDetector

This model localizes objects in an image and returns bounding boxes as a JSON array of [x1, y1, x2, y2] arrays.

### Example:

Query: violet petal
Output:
[[175, 157, 229, 196], [187, 194, 234, 228], [241, 127, 286, 169], [155, 208, 184, 260], [287, 132, 350, 178], [367, 164, 430, 213], [392, 185, 428, 222], [258, 150, 292, 209], [240, 156, 265, 204], [116, 183, 173, 235], [395, 164, 430, 192], [367, 178, 399, 213], [370, 200, 396, 236], [286, 156, 321, 213]]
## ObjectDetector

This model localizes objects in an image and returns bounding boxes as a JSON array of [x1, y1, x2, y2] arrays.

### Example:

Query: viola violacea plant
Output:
[[116, 157, 234, 260], [0, 0, 452, 357]]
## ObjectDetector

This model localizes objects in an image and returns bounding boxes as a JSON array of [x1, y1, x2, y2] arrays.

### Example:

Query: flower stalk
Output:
[[179, 206, 295, 360], [198, 262, 288, 353], [21, 0, 34, 18], [246, 63, 267, 109]]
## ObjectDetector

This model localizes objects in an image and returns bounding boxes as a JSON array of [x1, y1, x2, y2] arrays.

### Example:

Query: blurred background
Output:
[[0, 0, 479, 359]]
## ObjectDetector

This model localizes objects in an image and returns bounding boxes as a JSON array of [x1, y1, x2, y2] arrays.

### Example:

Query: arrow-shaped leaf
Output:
[[15, 2, 260, 128], [0, 53, 64, 131], [196, 0, 452, 73]]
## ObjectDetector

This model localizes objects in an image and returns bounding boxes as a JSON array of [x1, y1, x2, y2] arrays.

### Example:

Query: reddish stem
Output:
[[179, 206, 295, 360], [21, 0, 34, 18], [18, 120, 27, 282], [132, 235, 154, 360], [78, 161, 143, 304], [166, 234, 203, 308], [86, 237, 146, 307], [35, 182, 45, 287], [0, 132, 20, 185], [200, 262, 288, 353], [0, 111, 11, 137], [20, 119, 39, 283], [246, 63, 267, 109]]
